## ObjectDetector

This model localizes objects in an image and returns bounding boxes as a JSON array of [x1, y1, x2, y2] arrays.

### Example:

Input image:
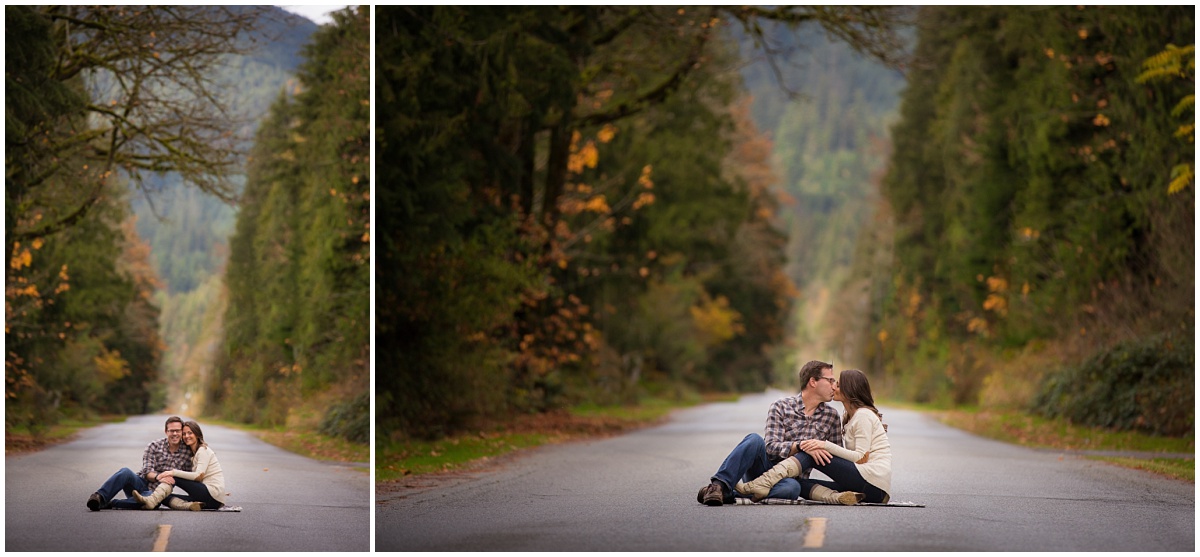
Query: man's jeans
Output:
[[96, 467, 151, 509], [711, 433, 803, 500]]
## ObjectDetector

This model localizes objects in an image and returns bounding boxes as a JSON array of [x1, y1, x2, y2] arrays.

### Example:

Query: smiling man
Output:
[[86, 416, 194, 511], [696, 360, 843, 505]]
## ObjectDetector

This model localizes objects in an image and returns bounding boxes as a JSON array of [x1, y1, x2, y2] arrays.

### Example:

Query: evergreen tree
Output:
[[211, 7, 369, 440], [376, 6, 907, 439], [874, 6, 1194, 404]]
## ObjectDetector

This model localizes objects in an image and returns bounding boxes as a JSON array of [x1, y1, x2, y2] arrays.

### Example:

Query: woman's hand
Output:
[[799, 439, 831, 465], [798, 439, 823, 452]]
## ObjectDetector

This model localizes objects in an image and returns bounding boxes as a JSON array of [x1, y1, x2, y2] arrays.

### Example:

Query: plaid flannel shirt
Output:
[[763, 395, 843, 477], [138, 437, 193, 489]]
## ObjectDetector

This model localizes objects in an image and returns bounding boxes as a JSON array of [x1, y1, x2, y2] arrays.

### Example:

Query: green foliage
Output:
[[319, 392, 370, 444], [6, 181, 164, 426], [4, 6, 85, 173], [6, 10, 168, 416], [1135, 42, 1194, 195], [1033, 333, 1194, 436], [870, 6, 1195, 405], [210, 7, 369, 437], [376, 6, 574, 438], [377, 6, 816, 439]]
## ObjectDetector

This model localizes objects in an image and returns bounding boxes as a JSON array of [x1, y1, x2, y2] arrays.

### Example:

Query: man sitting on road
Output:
[[86, 415, 194, 510], [696, 360, 843, 505]]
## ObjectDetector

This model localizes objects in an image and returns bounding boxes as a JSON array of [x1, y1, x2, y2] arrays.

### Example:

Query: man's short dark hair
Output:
[[798, 360, 832, 391], [165, 416, 184, 431]]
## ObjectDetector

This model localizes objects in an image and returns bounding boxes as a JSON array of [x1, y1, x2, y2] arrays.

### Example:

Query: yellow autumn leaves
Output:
[[561, 124, 656, 217], [689, 293, 745, 347], [8, 239, 70, 302]]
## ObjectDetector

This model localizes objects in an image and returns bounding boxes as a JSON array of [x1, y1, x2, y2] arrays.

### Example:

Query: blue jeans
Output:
[[711, 433, 803, 500], [794, 452, 889, 503], [170, 478, 222, 509], [96, 467, 152, 510]]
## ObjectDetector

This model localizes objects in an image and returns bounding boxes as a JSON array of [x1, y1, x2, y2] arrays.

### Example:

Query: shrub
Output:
[[319, 392, 369, 444], [1032, 332, 1194, 436]]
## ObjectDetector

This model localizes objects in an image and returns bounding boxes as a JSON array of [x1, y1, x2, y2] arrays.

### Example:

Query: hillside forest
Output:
[[5, 6, 370, 444], [379, 5, 1193, 442]]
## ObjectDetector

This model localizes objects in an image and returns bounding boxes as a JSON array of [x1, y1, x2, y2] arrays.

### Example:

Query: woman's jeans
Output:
[[794, 452, 889, 503], [170, 478, 223, 509]]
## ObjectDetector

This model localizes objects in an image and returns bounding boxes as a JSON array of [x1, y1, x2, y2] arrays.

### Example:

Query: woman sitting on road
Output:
[[135, 420, 227, 511], [736, 368, 892, 505]]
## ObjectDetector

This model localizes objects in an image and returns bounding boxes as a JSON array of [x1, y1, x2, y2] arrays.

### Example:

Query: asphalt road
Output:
[[6, 414, 369, 552], [376, 390, 1195, 551]]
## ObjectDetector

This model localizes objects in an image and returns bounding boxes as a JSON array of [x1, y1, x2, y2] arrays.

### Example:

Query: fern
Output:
[[1168, 164, 1193, 195], [1137, 44, 1194, 195], [1136, 43, 1194, 83], [1174, 123, 1194, 140], [1135, 67, 1176, 83], [1170, 94, 1194, 118]]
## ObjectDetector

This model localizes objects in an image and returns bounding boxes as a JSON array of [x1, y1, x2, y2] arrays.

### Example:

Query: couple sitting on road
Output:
[[697, 360, 891, 506], [85, 416, 228, 512]]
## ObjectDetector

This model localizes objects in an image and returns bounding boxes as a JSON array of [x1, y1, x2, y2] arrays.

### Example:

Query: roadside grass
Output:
[[377, 393, 737, 482], [1089, 456, 1195, 482], [207, 419, 369, 467], [377, 432, 554, 482], [890, 401, 1194, 482], [5, 415, 127, 453]]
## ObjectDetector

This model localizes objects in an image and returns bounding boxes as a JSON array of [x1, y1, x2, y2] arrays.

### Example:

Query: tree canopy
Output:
[[862, 6, 1193, 411], [377, 6, 909, 439], [210, 7, 370, 441]]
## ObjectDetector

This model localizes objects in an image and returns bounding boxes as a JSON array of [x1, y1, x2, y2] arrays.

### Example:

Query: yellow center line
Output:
[[802, 517, 827, 549], [152, 524, 172, 552]]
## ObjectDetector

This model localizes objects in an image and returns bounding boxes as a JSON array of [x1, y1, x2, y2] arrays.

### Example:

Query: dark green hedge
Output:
[[319, 392, 370, 444], [1032, 332, 1194, 436]]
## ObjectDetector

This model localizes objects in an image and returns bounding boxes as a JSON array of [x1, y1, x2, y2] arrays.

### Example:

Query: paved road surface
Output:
[[6, 414, 369, 552], [376, 390, 1194, 551]]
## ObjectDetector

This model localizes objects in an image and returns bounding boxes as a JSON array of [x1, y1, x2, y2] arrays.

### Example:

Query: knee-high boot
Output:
[[735, 457, 801, 502], [166, 496, 202, 511], [132, 483, 173, 510], [808, 484, 865, 505]]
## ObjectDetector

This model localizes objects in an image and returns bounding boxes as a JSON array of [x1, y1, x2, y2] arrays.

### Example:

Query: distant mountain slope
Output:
[[736, 21, 908, 368]]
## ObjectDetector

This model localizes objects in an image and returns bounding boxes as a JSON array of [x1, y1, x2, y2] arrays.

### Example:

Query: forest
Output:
[[377, 6, 911, 439], [865, 6, 1193, 435], [5, 6, 369, 444], [214, 7, 370, 442], [379, 6, 1193, 442], [6, 6, 1190, 448]]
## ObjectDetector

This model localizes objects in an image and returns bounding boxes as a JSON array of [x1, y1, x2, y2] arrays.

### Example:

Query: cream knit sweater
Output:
[[171, 445, 227, 504], [821, 408, 891, 495]]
